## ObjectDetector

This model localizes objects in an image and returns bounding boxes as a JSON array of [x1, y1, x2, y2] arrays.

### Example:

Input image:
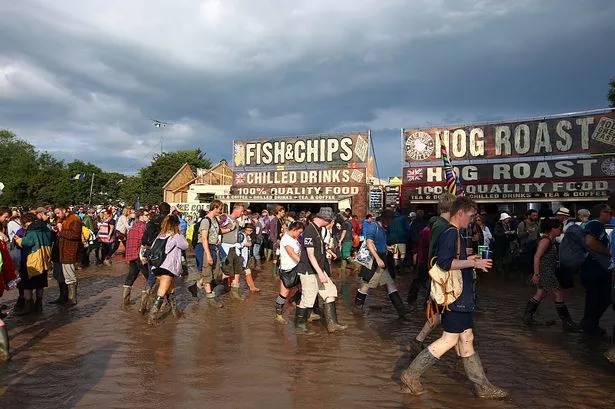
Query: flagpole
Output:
[[88, 173, 95, 205]]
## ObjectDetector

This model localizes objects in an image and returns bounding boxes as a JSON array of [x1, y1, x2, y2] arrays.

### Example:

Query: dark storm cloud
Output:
[[1, 0, 614, 178]]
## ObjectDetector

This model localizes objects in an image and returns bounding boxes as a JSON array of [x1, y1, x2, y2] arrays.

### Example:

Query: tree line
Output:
[[0, 130, 211, 207]]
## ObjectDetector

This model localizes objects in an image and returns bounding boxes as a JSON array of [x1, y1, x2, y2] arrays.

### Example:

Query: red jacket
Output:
[[125, 221, 146, 261]]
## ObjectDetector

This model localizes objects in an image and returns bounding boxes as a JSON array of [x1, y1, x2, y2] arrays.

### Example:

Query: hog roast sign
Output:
[[233, 132, 369, 167], [230, 168, 366, 201], [402, 157, 615, 202], [402, 110, 615, 163]]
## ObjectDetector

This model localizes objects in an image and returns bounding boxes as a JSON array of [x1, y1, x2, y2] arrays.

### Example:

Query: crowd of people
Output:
[[0, 195, 614, 399]]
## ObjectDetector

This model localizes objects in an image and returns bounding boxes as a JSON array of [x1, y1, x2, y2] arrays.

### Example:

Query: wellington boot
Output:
[[34, 298, 43, 313], [340, 260, 348, 278], [400, 348, 439, 394], [275, 314, 288, 324], [322, 302, 348, 333], [409, 339, 425, 356], [12, 297, 25, 314], [272, 263, 279, 278], [245, 274, 260, 292], [65, 283, 77, 307], [522, 299, 539, 325], [354, 290, 367, 317], [166, 293, 181, 318], [463, 353, 509, 399], [206, 292, 223, 308], [121, 285, 132, 308], [555, 303, 583, 333], [294, 307, 315, 335], [231, 285, 245, 301], [187, 283, 199, 298], [0, 325, 9, 361], [14, 299, 35, 316], [388, 291, 409, 320], [307, 311, 321, 322], [138, 288, 153, 314], [148, 296, 164, 325], [48, 284, 68, 305]]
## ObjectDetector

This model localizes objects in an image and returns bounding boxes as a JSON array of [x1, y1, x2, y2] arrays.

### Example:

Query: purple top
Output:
[[156, 233, 189, 276]]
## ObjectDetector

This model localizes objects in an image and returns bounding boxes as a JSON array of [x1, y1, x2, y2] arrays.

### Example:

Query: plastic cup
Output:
[[483, 250, 493, 260]]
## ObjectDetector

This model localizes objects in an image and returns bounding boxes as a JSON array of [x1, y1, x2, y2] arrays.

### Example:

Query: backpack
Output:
[[81, 226, 95, 248], [144, 236, 173, 268], [559, 224, 587, 269], [191, 217, 202, 249], [427, 227, 463, 324]]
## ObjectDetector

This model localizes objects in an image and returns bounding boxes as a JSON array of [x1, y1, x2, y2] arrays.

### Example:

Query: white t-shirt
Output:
[[280, 233, 300, 271]]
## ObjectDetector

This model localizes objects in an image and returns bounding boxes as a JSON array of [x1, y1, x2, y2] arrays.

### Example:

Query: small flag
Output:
[[438, 135, 463, 196], [117, 179, 124, 184], [69, 173, 86, 181], [276, 165, 285, 171]]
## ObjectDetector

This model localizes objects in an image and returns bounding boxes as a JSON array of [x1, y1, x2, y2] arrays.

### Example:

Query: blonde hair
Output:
[[438, 192, 456, 214], [160, 215, 181, 236]]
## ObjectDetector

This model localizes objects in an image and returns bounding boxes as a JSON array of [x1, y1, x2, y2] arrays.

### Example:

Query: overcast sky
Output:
[[1, 0, 614, 179]]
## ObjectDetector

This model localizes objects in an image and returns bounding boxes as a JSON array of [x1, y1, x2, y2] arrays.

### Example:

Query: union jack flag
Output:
[[406, 168, 424, 182], [234, 172, 246, 184]]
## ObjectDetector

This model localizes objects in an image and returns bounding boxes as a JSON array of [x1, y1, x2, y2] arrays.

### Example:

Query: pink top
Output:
[[155, 233, 189, 276]]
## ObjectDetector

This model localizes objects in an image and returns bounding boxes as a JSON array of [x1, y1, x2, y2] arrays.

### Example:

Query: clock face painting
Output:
[[405, 131, 435, 161]]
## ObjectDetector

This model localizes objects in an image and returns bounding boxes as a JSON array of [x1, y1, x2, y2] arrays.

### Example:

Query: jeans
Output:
[[146, 264, 156, 288], [253, 243, 261, 261], [125, 259, 149, 286], [580, 258, 612, 331], [194, 243, 204, 271]]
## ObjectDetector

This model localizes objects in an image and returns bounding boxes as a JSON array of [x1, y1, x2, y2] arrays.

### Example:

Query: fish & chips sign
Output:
[[233, 133, 369, 167]]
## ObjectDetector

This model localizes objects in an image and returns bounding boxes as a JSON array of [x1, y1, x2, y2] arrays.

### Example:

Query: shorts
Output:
[[153, 267, 175, 277], [221, 248, 244, 277], [298, 272, 338, 308], [392, 243, 406, 259], [341, 241, 353, 259], [361, 265, 395, 289], [441, 311, 474, 333]]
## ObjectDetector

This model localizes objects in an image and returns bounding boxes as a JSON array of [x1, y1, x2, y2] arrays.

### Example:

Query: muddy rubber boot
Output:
[[294, 307, 315, 335], [555, 302, 583, 333], [206, 292, 223, 308], [388, 291, 409, 320], [0, 325, 9, 361], [463, 353, 509, 399], [307, 308, 321, 322], [340, 260, 348, 278], [14, 299, 35, 316], [245, 273, 260, 293], [322, 301, 348, 333], [522, 298, 539, 325], [354, 290, 367, 316], [275, 295, 287, 324], [48, 284, 67, 305], [148, 296, 164, 325], [409, 339, 424, 356], [12, 296, 25, 314], [65, 283, 77, 307], [230, 284, 245, 301], [166, 293, 181, 318], [138, 288, 154, 314], [400, 348, 439, 394], [272, 263, 279, 278], [121, 285, 132, 308], [605, 346, 615, 363]]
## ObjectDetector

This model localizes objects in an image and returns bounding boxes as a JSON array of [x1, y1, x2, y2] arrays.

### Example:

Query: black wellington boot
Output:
[[14, 299, 35, 316], [148, 296, 164, 325], [294, 307, 314, 335], [388, 291, 409, 320], [522, 299, 539, 325], [121, 285, 132, 308], [322, 302, 348, 333], [48, 283, 68, 305], [354, 290, 367, 316], [0, 325, 9, 361], [555, 302, 583, 333]]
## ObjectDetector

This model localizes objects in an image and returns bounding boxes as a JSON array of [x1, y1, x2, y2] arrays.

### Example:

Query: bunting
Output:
[[438, 135, 463, 196], [68, 173, 86, 181]]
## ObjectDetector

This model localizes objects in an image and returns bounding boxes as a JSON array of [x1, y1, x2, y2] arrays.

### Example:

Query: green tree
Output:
[[609, 78, 615, 107], [0, 130, 40, 206], [138, 150, 211, 204]]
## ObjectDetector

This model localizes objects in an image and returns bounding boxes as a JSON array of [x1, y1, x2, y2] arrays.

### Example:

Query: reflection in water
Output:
[[0, 263, 613, 408]]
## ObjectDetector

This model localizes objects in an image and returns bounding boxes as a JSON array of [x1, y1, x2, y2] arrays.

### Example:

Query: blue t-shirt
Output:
[[365, 222, 387, 254], [436, 227, 474, 312], [361, 220, 373, 237]]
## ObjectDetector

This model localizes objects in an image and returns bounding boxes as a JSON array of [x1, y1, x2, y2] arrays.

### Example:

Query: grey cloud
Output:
[[0, 0, 614, 179]]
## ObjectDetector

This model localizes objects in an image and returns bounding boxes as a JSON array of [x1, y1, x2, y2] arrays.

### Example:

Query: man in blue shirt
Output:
[[353, 216, 407, 319], [580, 203, 612, 335], [361, 214, 374, 242]]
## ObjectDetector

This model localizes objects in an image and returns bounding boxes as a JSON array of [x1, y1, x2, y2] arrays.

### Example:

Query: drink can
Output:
[[483, 250, 493, 260]]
